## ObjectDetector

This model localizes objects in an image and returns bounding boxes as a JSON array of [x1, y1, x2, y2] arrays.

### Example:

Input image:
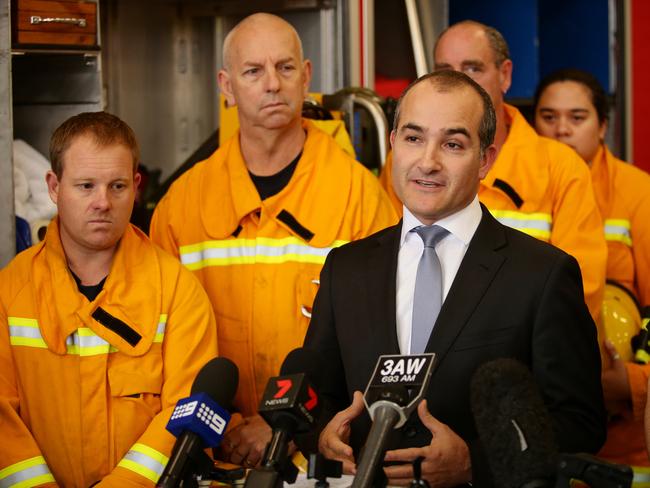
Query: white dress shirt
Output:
[[396, 196, 483, 355]]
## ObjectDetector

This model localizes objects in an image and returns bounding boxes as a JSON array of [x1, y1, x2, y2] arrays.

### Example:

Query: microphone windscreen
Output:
[[280, 347, 326, 389], [470, 358, 557, 488], [191, 357, 239, 408]]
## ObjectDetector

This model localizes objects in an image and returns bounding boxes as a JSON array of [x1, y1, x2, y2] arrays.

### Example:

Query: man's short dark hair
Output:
[[49, 111, 140, 178], [534, 68, 609, 125], [393, 70, 497, 155]]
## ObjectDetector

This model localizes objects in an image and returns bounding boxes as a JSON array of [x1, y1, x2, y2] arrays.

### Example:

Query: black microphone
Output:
[[157, 357, 239, 488], [470, 358, 557, 488], [351, 353, 435, 488], [245, 347, 325, 488], [470, 358, 633, 488]]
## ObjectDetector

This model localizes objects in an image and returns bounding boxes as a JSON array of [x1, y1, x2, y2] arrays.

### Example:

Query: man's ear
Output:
[[389, 129, 396, 149], [302, 59, 313, 97], [218, 69, 236, 108], [45, 170, 60, 205], [499, 59, 513, 95], [479, 144, 498, 179], [134, 171, 142, 192]]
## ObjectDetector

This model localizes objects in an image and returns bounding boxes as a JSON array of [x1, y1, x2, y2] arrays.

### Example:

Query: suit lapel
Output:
[[364, 223, 402, 356], [425, 207, 507, 364]]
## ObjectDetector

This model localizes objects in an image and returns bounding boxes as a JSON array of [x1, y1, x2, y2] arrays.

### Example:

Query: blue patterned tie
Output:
[[410, 225, 449, 354]]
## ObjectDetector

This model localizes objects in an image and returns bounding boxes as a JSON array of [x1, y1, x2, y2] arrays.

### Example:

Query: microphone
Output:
[[157, 356, 238, 488], [470, 358, 557, 488], [470, 358, 633, 488], [351, 353, 435, 488], [245, 347, 325, 488]]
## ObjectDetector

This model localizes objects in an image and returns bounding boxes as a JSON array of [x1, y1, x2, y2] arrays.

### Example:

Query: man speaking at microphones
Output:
[[304, 71, 606, 487]]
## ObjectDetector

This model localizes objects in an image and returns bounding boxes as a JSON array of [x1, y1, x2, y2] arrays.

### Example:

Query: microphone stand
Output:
[[351, 403, 400, 488]]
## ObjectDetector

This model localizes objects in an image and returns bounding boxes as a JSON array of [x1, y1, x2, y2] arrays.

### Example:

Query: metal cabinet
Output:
[[0, 0, 102, 267]]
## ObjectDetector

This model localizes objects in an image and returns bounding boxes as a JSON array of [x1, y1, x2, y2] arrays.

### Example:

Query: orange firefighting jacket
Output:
[[592, 144, 650, 466], [150, 119, 398, 418], [591, 145, 650, 307], [0, 220, 218, 487], [379, 104, 607, 321]]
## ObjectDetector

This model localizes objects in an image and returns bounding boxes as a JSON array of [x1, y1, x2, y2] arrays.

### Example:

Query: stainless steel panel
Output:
[[0, 0, 15, 267]]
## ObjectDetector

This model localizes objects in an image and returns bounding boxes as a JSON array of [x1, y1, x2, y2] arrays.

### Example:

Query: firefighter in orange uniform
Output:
[[379, 21, 607, 322], [149, 13, 397, 467], [535, 68, 650, 466], [0, 112, 217, 487]]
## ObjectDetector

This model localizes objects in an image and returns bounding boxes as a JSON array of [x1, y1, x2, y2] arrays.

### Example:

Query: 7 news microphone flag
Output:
[[245, 348, 325, 488]]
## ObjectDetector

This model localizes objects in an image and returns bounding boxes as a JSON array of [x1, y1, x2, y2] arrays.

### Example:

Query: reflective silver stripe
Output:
[[495, 217, 551, 232], [66, 328, 116, 356], [179, 237, 347, 270], [604, 219, 632, 246], [0, 457, 54, 488], [8, 325, 43, 339], [117, 443, 169, 483]]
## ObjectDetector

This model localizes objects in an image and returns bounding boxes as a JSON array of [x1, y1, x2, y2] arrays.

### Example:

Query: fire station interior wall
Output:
[[448, 0, 611, 100]]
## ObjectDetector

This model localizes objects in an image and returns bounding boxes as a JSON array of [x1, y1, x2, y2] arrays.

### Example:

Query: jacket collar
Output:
[[33, 219, 162, 356], [590, 144, 614, 218], [198, 119, 354, 247]]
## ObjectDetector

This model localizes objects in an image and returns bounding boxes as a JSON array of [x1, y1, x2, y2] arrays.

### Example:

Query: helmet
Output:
[[601, 282, 641, 362]]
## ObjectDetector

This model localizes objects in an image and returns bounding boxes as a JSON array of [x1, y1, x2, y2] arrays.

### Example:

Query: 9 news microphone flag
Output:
[[157, 357, 238, 488]]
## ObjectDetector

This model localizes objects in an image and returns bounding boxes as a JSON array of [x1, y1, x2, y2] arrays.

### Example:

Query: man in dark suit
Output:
[[303, 70, 606, 487]]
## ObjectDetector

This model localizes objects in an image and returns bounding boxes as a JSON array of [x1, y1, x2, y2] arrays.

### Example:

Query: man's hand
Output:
[[383, 400, 471, 487], [601, 340, 631, 414], [222, 414, 272, 467], [319, 390, 365, 474]]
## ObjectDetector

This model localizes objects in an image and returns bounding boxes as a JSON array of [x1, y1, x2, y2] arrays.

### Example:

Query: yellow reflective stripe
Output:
[[604, 219, 632, 246], [153, 314, 167, 343], [7, 317, 38, 327], [117, 443, 169, 483], [634, 465, 650, 486], [10, 474, 56, 488], [488, 209, 552, 240], [8, 337, 48, 349], [8, 317, 47, 349], [0, 456, 54, 488], [179, 237, 348, 270]]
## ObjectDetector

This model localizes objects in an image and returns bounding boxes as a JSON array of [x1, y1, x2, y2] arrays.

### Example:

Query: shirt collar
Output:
[[400, 195, 482, 247]]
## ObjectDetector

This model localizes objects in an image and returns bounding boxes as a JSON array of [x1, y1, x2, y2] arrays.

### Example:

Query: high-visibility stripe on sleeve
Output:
[[488, 209, 552, 241], [8, 318, 48, 349], [153, 315, 167, 343], [604, 219, 632, 246], [117, 443, 169, 483], [0, 456, 55, 488], [179, 237, 348, 270]]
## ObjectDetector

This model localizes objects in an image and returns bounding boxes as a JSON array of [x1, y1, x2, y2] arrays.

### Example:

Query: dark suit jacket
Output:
[[303, 205, 606, 487]]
